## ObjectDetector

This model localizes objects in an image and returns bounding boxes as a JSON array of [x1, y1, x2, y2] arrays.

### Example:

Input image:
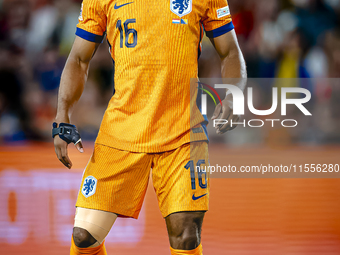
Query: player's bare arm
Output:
[[54, 37, 100, 169], [210, 29, 247, 134]]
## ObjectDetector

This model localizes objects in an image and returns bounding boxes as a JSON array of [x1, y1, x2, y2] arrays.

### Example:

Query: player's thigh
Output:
[[152, 141, 210, 218], [73, 207, 118, 246], [76, 143, 153, 219]]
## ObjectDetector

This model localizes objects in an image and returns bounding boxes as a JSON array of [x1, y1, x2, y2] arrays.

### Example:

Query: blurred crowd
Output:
[[0, 0, 339, 144]]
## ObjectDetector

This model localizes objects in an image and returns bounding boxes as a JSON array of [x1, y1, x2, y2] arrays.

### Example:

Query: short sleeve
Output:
[[75, 0, 107, 43], [202, 0, 234, 38]]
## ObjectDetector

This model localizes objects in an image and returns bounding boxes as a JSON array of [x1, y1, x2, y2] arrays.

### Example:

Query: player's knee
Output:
[[73, 227, 97, 248], [166, 212, 204, 250], [170, 231, 199, 250]]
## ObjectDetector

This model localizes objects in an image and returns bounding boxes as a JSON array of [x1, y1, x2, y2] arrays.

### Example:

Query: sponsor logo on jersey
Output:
[[114, 2, 133, 9], [192, 193, 207, 200], [217, 6, 230, 18], [170, 0, 192, 17], [81, 176, 97, 198]]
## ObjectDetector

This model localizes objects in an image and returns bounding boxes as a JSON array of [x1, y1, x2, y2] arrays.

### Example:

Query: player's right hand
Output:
[[53, 122, 84, 169]]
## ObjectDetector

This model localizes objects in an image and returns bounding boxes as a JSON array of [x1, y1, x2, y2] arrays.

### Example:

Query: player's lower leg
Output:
[[165, 211, 205, 255]]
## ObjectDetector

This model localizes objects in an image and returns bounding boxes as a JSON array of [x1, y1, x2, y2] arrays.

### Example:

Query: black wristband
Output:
[[52, 122, 82, 145]]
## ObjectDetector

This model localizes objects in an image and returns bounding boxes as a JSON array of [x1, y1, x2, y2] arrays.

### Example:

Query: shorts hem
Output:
[[162, 208, 209, 218], [94, 140, 209, 154], [75, 204, 140, 219]]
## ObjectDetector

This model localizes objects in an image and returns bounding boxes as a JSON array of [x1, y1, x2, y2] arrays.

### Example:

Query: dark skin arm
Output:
[[210, 29, 247, 134], [54, 36, 100, 169]]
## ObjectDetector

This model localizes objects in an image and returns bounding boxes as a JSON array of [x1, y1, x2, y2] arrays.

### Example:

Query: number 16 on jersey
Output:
[[116, 19, 138, 48]]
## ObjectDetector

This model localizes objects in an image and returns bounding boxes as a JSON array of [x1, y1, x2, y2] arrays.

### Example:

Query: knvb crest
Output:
[[81, 176, 97, 198], [170, 0, 192, 17]]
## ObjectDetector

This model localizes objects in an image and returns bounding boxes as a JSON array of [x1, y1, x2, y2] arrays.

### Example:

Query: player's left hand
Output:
[[211, 94, 240, 134]]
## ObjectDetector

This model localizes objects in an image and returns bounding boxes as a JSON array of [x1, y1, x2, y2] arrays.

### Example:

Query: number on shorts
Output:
[[185, 160, 207, 190]]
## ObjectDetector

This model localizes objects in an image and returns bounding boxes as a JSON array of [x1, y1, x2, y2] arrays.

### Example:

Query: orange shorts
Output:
[[76, 142, 209, 219]]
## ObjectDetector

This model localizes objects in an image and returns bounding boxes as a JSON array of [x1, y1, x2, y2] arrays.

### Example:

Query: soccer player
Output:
[[53, 0, 246, 254]]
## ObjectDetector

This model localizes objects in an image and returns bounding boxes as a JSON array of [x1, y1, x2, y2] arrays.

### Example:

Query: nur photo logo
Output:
[[198, 83, 312, 128]]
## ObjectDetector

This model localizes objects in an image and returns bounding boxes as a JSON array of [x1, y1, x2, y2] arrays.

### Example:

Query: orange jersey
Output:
[[76, 0, 233, 152]]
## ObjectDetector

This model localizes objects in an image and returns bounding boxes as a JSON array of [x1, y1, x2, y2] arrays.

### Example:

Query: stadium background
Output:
[[0, 0, 340, 254]]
